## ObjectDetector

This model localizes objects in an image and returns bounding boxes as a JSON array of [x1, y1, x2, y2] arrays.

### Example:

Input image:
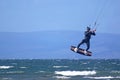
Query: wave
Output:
[[53, 66, 68, 68], [11, 63, 17, 65], [55, 71, 96, 76], [35, 71, 45, 73], [53, 76, 71, 79], [84, 76, 120, 79], [20, 67, 27, 69], [0, 66, 13, 69], [6, 71, 24, 74], [111, 71, 120, 73], [2, 78, 12, 80]]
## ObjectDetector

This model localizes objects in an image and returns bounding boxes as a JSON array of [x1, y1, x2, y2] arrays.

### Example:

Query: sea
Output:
[[0, 59, 120, 80]]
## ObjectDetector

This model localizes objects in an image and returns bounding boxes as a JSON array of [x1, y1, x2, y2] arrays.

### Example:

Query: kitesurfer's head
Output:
[[87, 27, 91, 31]]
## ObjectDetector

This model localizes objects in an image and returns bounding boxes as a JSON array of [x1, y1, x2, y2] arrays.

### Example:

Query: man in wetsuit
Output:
[[76, 27, 96, 53]]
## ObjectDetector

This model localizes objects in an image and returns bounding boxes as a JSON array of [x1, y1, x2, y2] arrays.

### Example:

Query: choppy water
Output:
[[0, 59, 120, 80]]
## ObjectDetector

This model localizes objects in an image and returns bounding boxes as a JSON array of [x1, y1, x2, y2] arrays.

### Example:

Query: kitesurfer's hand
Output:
[[90, 29, 96, 32], [93, 29, 96, 32]]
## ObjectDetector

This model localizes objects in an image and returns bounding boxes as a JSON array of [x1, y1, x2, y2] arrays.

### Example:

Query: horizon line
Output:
[[0, 31, 119, 34]]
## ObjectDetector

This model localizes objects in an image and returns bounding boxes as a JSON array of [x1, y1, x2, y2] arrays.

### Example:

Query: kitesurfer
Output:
[[75, 27, 96, 53]]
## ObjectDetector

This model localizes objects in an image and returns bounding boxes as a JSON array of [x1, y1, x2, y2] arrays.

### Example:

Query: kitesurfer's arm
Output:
[[90, 29, 96, 36]]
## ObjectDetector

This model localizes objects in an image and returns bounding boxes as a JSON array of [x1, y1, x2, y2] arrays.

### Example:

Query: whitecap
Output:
[[6, 71, 24, 74], [53, 76, 71, 79], [55, 71, 96, 76], [35, 71, 45, 73], [111, 71, 120, 73], [11, 63, 17, 65], [82, 62, 88, 64], [84, 76, 120, 79], [2, 78, 12, 80], [20, 67, 27, 69], [53, 66, 68, 68], [0, 66, 13, 69]]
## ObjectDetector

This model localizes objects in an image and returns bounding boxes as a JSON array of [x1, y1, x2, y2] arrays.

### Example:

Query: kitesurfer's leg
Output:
[[77, 39, 85, 48], [86, 41, 90, 51]]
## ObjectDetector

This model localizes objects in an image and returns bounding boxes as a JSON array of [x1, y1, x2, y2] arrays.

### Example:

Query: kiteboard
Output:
[[70, 46, 92, 56]]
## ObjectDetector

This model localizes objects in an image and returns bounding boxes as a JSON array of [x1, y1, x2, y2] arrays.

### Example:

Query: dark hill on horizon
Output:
[[0, 31, 120, 59]]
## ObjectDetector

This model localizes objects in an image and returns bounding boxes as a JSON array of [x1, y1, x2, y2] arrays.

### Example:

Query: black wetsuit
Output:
[[77, 30, 96, 51]]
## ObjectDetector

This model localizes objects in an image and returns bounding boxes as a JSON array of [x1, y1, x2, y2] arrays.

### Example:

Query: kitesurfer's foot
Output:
[[84, 50, 87, 55], [74, 48, 78, 53]]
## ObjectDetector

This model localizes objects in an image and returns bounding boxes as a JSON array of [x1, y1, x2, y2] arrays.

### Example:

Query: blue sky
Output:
[[0, 0, 120, 34], [0, 0, 120, 59]]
